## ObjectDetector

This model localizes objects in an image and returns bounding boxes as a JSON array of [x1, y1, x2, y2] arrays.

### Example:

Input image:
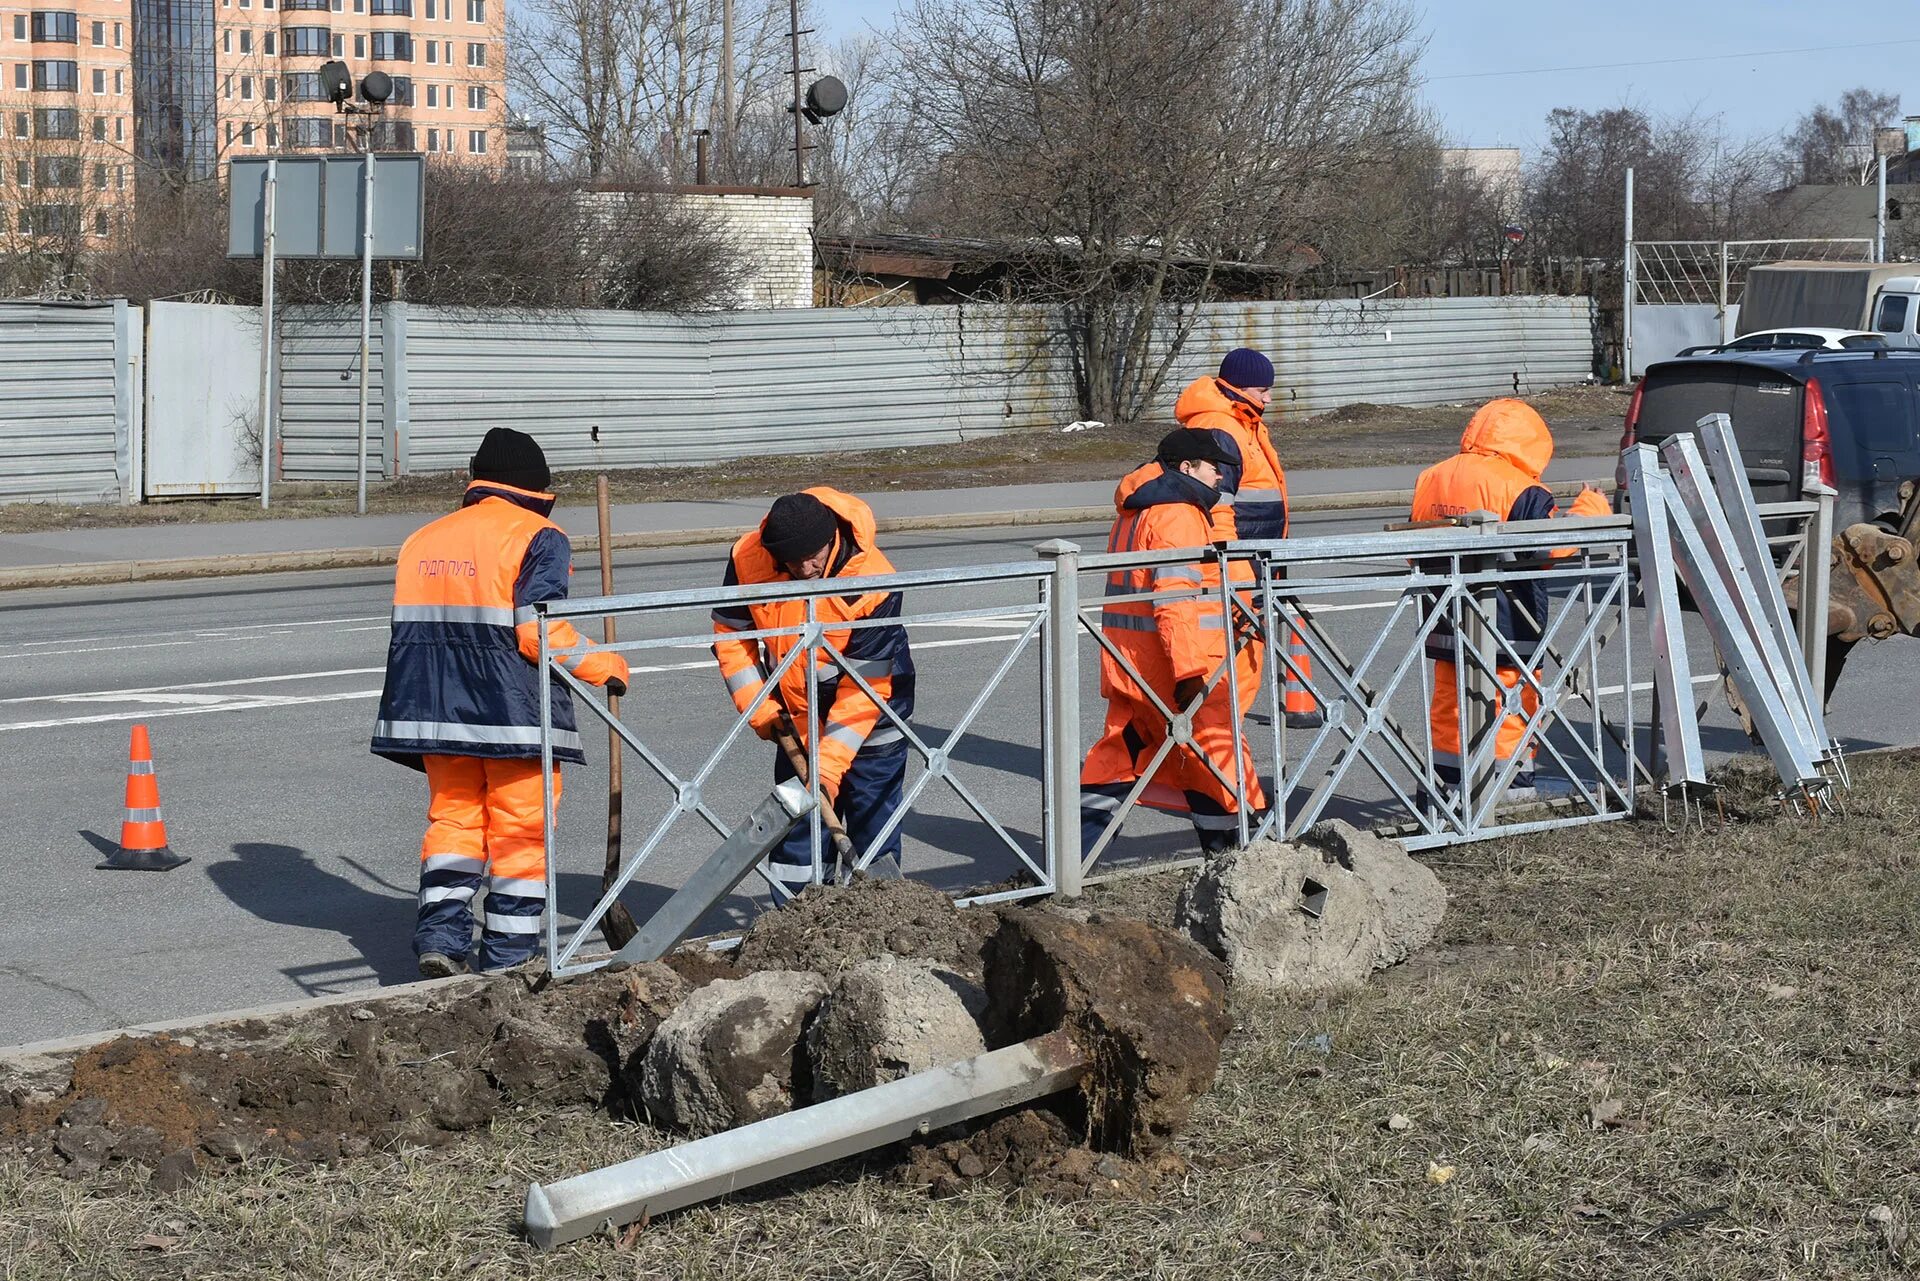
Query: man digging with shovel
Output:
[[711, 490, 916, 901]]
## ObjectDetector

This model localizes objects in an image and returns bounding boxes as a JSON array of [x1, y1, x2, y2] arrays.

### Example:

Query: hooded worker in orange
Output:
[[1410, 399, 1608, 797], [1080, 427, 1266, 857], [1174, 347, 1320, 729], [372, 428, 630, 978]]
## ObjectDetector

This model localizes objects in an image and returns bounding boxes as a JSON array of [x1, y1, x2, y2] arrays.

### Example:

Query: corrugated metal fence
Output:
[[0, 295, 1596, 499], [278, 295, 1595, 481], [0, 300, 141, 504]]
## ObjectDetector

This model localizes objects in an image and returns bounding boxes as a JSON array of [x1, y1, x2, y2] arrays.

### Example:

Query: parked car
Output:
[[1617, 347, 1920, 529], [1677, 327, 1888, 356]]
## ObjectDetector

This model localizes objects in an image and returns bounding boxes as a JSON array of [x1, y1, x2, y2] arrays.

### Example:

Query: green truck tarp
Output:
[[1736, 261, 1912, 335]]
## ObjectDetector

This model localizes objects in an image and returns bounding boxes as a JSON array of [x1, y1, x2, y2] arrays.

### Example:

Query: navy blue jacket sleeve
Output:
[[514, 527, 573, 609], [1506, 485, 1557, 523]]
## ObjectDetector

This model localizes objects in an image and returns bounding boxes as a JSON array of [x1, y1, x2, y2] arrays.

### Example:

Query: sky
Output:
[[810, 0, 1920, 152]]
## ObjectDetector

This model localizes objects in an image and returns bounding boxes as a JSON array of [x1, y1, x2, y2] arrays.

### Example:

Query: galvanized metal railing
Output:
[[531, 495, 1833, 976]]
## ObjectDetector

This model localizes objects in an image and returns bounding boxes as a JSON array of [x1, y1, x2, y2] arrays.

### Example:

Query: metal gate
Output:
[[144, 301, 262, 497], [1624, 237, 1873, 377]]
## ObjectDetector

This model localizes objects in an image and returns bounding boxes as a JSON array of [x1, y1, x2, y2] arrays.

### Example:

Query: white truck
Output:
[[1738, 261, 1920, 348]]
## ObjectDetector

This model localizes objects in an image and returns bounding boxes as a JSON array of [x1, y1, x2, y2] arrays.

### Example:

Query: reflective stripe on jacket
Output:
[[1174, 375, 1290, 541], [1097, 461, 1227, 704], [710, 487, 916, 797], [1409, 399, 1611, 662], [372, 480, 628, 770]]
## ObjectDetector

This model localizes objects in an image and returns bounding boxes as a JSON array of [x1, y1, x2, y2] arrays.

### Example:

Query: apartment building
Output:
[[0, 2, 134, 242], [0, 0, 504, 245]]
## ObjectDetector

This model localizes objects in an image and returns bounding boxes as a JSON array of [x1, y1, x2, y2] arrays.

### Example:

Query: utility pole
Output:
[[789, 0, 806, 187], [721, 0, 734, 180]]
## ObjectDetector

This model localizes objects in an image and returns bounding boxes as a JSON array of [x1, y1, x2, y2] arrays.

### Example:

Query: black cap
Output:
[[1156, 427, 1238, 468], [469, 427, 551, 493], [761, 492, 838, 564]]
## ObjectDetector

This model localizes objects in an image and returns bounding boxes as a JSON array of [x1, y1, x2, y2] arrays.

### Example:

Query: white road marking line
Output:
[[0, 689, 382, 732], [0, 639, 199, 662], [4, 637, 1026, 732], [0, 666, 387, 706], [7, 613, 390, 651]]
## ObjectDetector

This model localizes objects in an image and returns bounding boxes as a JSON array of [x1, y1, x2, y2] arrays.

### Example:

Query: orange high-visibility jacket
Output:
[[1096, 461, 1231, 706], [373, 480, 629, 770], [1174, 375, 1290, 540], [1410, 399, 1611, 662], [711, 488, 915, 797]]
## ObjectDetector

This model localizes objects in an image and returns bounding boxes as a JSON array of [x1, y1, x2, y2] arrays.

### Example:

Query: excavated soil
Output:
[[0, 888, 1233, 1204], [983, 908, 1233, 1154], [0, 964, 686, 1187], [900, 1107, 1190, 1201], [732, 876, 996, 980]]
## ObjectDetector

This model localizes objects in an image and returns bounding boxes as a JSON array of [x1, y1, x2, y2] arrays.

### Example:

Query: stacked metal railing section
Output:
[[530, 489, 1831, 978], [1622, 413, 1845, 822]]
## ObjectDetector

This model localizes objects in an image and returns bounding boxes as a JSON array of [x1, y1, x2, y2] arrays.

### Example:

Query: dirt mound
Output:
[[0, 963, 686, 1186], [901, 1108, 1188, 1200], [982, 908, 1231, 1154], [733, 876, 992, 980]]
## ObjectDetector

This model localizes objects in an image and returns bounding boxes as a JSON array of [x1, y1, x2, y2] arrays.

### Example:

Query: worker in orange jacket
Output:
[[1080, 428, 1266, 856], [1409, 399, 1609, 797], [712, 489, 915, 900], [1174, 347, 1320, 729], [373, 428, 630, 977]]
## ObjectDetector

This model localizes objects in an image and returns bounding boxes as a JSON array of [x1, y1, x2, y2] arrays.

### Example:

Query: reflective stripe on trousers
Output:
[[414, 755, 562, 970]]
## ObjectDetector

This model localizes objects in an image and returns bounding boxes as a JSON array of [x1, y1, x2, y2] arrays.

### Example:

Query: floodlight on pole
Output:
[[320, 60, 353, 105], [360, 70, 393, 106]]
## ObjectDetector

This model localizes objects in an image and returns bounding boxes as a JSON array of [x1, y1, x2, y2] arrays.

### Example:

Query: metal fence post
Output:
[[1799, 482, 1835, 708], [1037, 539, 1083, 898]]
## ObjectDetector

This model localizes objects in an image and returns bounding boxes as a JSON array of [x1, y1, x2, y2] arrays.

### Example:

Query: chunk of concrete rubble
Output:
[[639, 970, 829, 1135], [1176, 820, 1446, 993], [805, 955, 988, 1098], [982, 908, 1231, 1154]]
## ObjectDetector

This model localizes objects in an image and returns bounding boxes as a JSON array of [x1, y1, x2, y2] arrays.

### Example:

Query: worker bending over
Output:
[[712, 489, 915, 899], [1174, 347, 1320, 729], [373, 428, 630, 977], [1409, 399, 1608, 798], [1080, 428, 1266, 855]]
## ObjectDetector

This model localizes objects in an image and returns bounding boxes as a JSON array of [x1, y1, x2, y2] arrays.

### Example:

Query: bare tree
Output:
[[509, 0, 802, 181], [0, 97, 137, 296], [83, 163, 741, 312], [1782, 87, 1901, 186], [882, 0, 1422, 423]]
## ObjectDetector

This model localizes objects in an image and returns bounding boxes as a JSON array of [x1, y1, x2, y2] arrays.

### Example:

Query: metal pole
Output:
[[788, 0, 804, 187], [1037, 539, 1082, 897], [1799, 482, 1836, 711], [721, 0, 734, 179], [354, 152, 377, 516], [1622, 166, 1635, 381], [1878, 154, 1889, 262], [1728, 241, 1743, 345], [258, 158, 277, 510]]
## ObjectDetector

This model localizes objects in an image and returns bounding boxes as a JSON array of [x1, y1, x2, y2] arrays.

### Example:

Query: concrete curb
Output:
[[0, 483, 1608, 593]]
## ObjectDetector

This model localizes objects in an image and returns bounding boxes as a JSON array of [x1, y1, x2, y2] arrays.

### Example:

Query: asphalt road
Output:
[[2, 511, 1911, 1047]]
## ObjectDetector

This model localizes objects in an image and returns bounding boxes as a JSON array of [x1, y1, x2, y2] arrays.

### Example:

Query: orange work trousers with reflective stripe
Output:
[[1428, 659, 1539, 786], [415, 755, 561, 971]]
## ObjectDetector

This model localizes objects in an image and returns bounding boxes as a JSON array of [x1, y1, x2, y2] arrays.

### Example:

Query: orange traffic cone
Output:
[[97, 724, 189, 871]]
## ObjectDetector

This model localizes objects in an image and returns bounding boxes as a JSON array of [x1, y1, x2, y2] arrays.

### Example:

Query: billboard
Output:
[[227, 153, 425, 260]]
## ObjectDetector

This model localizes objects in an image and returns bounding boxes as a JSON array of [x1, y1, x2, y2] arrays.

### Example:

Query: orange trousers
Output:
[[1429, 660, 1539, 788], [414, 755, 562, 970]]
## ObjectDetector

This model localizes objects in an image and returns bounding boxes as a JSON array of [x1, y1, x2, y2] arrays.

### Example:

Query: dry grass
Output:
[[10, 745, 1908, 1281], [0, 386, 1624, 537]]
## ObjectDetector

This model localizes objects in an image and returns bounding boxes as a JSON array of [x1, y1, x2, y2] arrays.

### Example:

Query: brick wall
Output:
[[670, 190, 814, 309]]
